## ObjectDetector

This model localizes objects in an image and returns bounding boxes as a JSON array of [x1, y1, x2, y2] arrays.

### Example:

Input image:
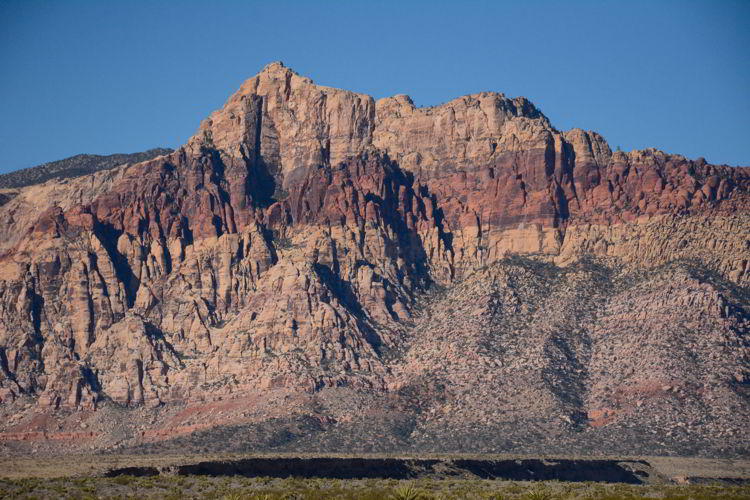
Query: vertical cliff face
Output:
[[184, 62, 750, 281], [0, 144, 444, 409], [186, 62, 376, 207], [0, 62, 748, 457]]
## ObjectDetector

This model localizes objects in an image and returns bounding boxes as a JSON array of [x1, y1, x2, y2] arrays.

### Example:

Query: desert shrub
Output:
[[391, 483, 426, 500], [111, 474, 136, 485]]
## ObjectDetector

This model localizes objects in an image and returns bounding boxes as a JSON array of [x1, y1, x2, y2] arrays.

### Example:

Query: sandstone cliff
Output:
[[0, 62, 748, 457]]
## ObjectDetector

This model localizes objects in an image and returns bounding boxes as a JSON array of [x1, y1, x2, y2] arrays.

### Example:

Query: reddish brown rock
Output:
[[0, 62, 748, 457]]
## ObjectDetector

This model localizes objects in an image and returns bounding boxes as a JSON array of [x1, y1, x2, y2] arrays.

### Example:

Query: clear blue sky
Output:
[[1, 0, 748, 173]]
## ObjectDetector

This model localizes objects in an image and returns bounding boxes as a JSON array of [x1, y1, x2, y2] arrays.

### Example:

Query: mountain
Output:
[[0, 148, 174, 190], [0, 62, 748, 457]]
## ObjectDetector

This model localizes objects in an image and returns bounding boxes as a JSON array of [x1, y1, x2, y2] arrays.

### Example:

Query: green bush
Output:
[[391, 483, 425, 500]]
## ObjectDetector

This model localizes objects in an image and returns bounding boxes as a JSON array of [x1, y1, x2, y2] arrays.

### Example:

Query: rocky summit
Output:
[[0, 62, 748, 458]]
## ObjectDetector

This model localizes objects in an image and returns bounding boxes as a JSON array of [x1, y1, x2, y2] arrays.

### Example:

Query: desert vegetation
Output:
[[0, 147, 172, 189], [1, 475, 749, 500]]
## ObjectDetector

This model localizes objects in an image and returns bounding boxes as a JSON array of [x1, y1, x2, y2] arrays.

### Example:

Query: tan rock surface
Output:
[[0, 63, 748, 457]]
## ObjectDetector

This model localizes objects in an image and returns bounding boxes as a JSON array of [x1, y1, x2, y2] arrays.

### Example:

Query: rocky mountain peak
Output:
[[0, 63, 748, 458]]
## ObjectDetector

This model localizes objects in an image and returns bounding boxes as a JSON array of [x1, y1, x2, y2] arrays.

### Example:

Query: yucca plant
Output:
[[391, 483, 424, 500], [523, 487, 552, 500]]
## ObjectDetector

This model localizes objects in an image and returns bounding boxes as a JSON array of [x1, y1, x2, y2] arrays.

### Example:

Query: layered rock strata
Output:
[[0, 62, 748, 456]]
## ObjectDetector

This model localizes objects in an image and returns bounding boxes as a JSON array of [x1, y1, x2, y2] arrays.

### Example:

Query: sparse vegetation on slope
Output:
[[1, 475, 749, 500], [1, 63, 748, 460], [0, 147, 173, 188]]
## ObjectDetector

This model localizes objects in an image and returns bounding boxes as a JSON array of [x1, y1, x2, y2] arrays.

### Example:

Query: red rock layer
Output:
[[0, 63, 748, 456]]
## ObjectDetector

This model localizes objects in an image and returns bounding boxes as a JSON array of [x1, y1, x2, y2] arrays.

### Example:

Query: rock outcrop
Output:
[[0, 62, 748, 457]]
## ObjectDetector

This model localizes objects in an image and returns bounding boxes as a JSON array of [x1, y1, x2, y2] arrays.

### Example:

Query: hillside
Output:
[[0, 62, 747, 458], [0, 148, 173, 189]]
